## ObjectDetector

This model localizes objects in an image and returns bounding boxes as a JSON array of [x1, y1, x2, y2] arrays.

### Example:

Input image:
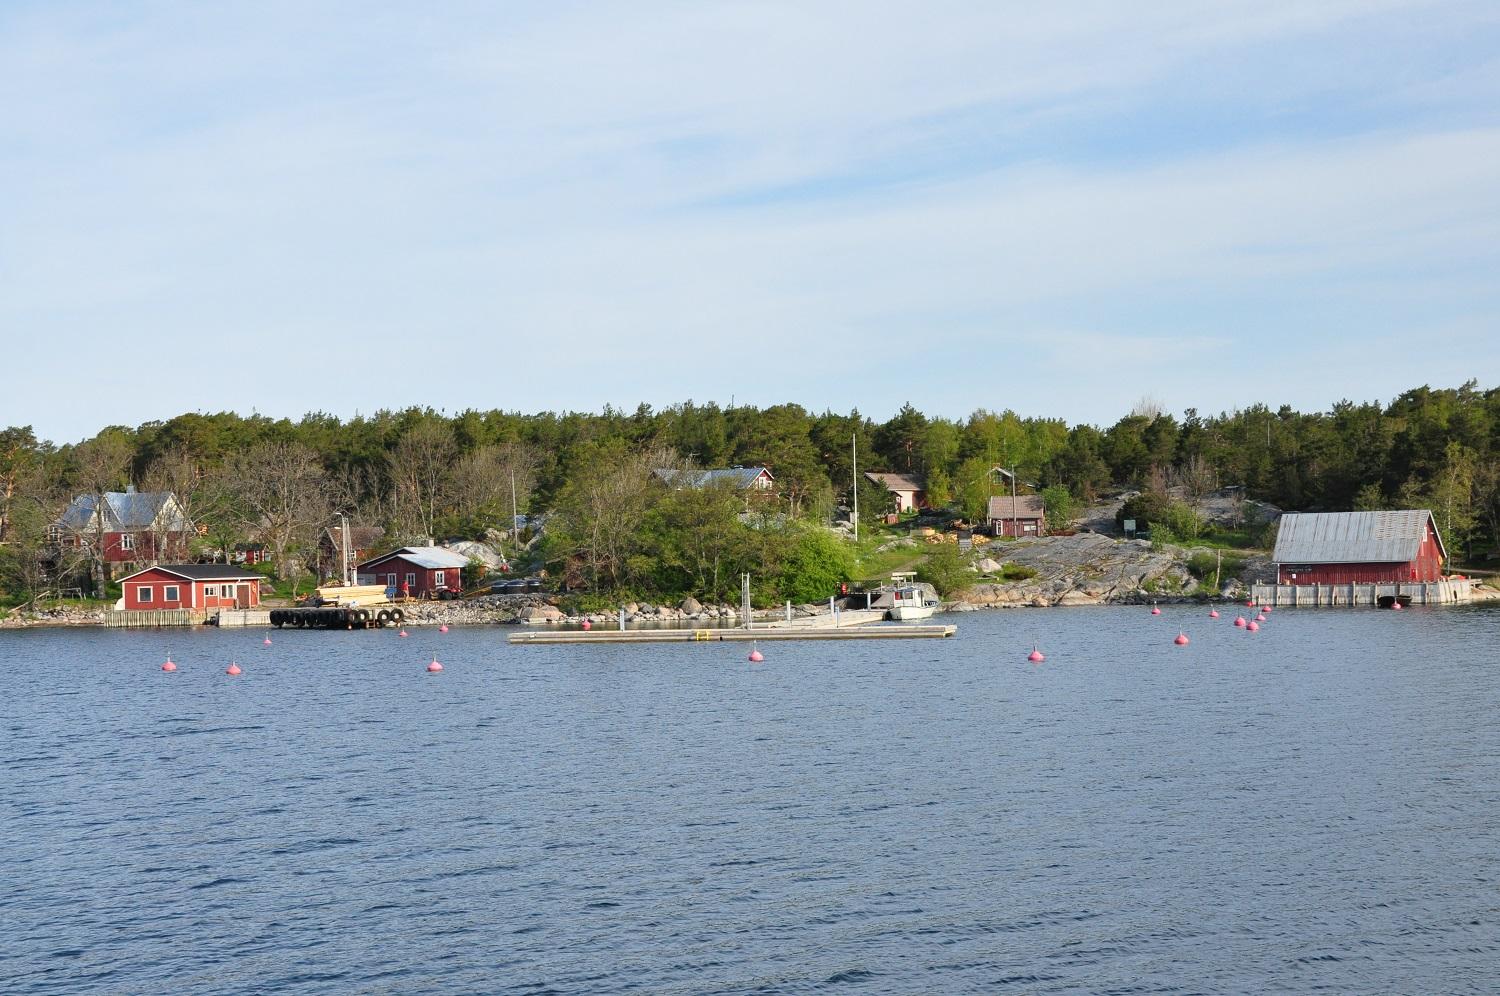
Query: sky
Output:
[[2, 1, 1497, 445]]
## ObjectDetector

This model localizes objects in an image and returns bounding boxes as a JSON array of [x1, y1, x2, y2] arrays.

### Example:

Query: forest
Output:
[[1, 380, 1497, 605]]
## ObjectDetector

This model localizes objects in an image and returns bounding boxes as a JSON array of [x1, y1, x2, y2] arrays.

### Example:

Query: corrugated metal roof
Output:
[[987, 495, 1045, 520], [56, 490, 188, 531], [654, 467, 773, 489], [1272, 510, 1441, 564], [360, 546, 470, 571]]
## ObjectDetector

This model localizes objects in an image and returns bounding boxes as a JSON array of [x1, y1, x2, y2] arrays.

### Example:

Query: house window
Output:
[[405, 572, 416, 589], [138, 586, 152, 603], [387, 573, 397, 587], [163, 585, 179, 602], [120, 533, 135, 551], [434, 570, 445, 586], [47, 525, 63, 544]]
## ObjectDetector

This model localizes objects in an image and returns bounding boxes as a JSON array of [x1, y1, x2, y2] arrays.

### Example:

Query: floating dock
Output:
[[509, 624, 956, 644]]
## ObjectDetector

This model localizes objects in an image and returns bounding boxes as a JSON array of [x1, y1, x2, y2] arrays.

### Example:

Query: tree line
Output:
[[1, 381, 1497, 603]]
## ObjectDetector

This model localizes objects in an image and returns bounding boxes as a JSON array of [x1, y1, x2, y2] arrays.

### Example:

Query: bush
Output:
[[1186, 550, 1246, 584], [1000, 563, 1038, 581], [772, 527, 857, 604], [917, 544, 974, 597]]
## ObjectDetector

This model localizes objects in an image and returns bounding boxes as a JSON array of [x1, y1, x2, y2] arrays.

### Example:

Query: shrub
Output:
[[772, 527, 857, 604], [1000, 563, 1038, 581], [917, 544, 974, 597]]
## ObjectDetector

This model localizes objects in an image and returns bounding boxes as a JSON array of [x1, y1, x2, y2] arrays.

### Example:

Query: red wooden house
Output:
[[51, 487, 194, 575], [987, 495, 1046, 537], [1272, 510, 1446, 584], [356, 546, 470, 598], [120, 564, 265, 611]]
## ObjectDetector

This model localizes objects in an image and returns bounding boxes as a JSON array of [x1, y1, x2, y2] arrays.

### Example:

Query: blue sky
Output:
[[2, 1, 1497, 445]]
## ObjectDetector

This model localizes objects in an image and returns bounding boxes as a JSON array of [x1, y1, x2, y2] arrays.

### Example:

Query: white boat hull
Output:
[[888, 603, 937, 621]]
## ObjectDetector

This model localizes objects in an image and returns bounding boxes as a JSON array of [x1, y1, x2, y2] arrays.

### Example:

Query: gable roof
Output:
[[1272, 510, 1445, 564], [56, 490, 191, 532], [358, 545, 470, 571], [119, 564, 265, 583], [653, 466, 774, 489], [864, 472, 924, 493], [987, 495, 1046, 520]]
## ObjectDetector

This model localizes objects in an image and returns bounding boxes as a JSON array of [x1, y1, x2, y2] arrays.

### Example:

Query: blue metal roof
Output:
[[56, 490, 185, 531]]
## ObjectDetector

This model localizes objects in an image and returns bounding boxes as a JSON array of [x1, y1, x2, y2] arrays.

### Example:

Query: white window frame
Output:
[[163, 585, 179, 602], [405, 572, 416, 589], [138, 585, 152, 603], [119, 533, 135, 551], [387, 573, 397, 587], [434, 570, 445, 587]]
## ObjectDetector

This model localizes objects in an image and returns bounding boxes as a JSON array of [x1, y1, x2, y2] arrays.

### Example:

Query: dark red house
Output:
[[356, 546, 470, 598], [51, 487, 194, 576], [120, 565, 265, 611], [987, 494, 1046, 537], [1273, 510, 1446, 584]]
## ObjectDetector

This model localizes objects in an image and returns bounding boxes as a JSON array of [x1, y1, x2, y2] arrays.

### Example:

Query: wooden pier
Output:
[[1249, 579, 1471, 607], [509, 624, 956, 645]]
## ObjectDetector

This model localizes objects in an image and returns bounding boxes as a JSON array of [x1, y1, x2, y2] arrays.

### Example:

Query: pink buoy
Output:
[[1246, 599, 1255, 607], [1208, 609, 1219, 618], [262, 634, 272, 646], [1174, 632, 1189, 646], [1150, 606, 1161, 616], [581, 619, 592, 631], [427, 658, 443, 673], [1028, 645, 1045, 663], [439, 624, 449, 633], [399, 629, 409, 637], [227, 663, 241, 676], [1392, 601, 1404, 610], [1255, 613, 1267, 623], [1247, 620, 1259, 632], [161, 657, 177, 672], [748, 645, 764, 663], [1233, 616, 1246, 628]]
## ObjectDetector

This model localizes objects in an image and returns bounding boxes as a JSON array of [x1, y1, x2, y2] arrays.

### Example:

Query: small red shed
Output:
[[120, 565, 265, 611], [1272, 510, 1446, 584], [987, 494, 1046, 537], [356, 546, 470, 599]]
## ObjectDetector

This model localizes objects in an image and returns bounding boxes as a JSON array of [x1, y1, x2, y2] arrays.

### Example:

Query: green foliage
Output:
[[769, 527, 856, 604], [916, 543, 973, 597], [1040, 485, 1075, 529], [999, 562, 1038, 581], [7, 378, 1500, 604], [1186, 550, 1245, 584], [1117, 491, 1172, 532], [1162, 501, 1204, 541]]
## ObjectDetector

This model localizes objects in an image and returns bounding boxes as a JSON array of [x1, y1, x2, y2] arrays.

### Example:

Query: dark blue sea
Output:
[[3, 605, 1498, 994]]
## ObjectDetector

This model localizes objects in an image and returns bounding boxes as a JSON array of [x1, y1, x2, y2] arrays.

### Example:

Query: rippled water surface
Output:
[[3, 606, 1499, 994]]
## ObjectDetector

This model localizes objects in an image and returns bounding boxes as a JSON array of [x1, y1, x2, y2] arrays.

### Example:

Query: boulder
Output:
[[680, 597, 702, 614], [520, 605, 564, 623]]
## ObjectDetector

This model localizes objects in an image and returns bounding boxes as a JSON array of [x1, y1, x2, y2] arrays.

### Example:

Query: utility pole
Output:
[[339, 512, 352, 586], [510, 464, 520, 563], [1011, 466, 1018, 539], [852, 432, 859, 543]]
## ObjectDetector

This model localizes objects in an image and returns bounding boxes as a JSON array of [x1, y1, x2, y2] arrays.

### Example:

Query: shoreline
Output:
[[5, 582, 1494, 630]]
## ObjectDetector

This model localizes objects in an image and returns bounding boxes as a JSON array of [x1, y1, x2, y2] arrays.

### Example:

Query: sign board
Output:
[[1123, 518, 1136, 536]]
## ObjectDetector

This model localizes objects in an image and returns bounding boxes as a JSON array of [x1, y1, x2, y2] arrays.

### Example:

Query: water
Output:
[[3, 606, 1498, 994]]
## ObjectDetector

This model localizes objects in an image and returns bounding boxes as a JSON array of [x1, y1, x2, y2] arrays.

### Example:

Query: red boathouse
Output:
[[356, 546, 470, 598], [120, 565, 266, 611], [1272, 510, 1446, 585]]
